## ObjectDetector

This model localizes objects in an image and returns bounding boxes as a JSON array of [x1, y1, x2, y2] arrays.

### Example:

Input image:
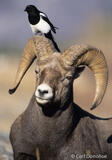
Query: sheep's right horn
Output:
[[9, 36, 54, 94]]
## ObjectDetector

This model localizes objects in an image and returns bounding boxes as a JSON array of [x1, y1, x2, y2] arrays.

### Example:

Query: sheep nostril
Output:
[[43, 90, 48, 94], [38, 89, 41, 93], [38, 89, 48, 96]]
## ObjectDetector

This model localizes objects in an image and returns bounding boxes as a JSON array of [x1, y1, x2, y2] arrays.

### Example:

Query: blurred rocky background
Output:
[[0, 0, 112, 159], [0, 133, 12, 160]]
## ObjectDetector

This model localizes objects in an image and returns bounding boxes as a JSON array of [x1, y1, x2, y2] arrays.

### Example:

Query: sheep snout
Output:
[[35, 83, 53, 104]]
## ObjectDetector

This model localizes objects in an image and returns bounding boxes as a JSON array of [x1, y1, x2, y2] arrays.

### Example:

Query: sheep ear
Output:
[[74, 66, 85, 79]]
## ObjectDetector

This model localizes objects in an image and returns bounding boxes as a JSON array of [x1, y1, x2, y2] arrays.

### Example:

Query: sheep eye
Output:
[[66, 75, 72, 80], [35, 70, 39, 74], [61, 75, 72, 83]]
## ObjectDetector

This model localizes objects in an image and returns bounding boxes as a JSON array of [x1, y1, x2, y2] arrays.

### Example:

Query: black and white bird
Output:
[[24, 5, 60, 52]]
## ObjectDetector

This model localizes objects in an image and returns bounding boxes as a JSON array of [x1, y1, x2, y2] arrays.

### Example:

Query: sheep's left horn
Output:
[[9, 36, 54, 94], [62, 44, 108, 110]]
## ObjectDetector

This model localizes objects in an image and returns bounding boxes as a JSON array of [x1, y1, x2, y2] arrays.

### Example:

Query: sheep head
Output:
[[9, 36, 108, 110]]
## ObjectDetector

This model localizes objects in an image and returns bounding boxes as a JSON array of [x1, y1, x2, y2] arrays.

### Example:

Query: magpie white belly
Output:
[[30, 18, 51, 34]]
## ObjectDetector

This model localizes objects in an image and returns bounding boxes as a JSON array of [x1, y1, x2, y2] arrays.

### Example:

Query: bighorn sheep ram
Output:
[[9, 36, 112, 160]]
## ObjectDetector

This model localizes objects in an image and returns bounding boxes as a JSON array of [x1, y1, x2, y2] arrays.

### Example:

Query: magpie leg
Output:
[[45, 32, 61, 52], [35, 30, 43, 36]]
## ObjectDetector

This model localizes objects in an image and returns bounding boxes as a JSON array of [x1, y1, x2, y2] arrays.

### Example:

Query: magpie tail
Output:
[[45, 32, 61, 52], [51, 37, 60, 52]]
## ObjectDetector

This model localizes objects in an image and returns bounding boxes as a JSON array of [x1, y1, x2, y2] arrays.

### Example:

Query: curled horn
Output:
[[62, 44, 108, 110], [9, 36, 54, 94]]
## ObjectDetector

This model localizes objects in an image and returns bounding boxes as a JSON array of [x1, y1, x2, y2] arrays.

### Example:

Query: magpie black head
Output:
[[24, 5, 39, 14]]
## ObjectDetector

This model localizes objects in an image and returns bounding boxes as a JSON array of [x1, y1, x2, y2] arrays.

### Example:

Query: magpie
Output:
[[24, 5, 60, 52]]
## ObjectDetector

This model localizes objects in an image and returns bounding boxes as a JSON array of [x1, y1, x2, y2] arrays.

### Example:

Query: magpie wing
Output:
[[40, 12, 57, 33]]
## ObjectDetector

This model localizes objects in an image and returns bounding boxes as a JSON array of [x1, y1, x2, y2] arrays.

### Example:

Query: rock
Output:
[[0, 132, 13, 160]]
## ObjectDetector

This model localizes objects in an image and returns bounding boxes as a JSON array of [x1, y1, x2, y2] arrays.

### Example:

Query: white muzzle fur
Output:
[[35, 83, 53, 104]]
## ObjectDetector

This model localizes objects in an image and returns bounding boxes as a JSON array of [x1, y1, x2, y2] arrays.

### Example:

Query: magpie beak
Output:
[[24, 9, 27, 12]]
